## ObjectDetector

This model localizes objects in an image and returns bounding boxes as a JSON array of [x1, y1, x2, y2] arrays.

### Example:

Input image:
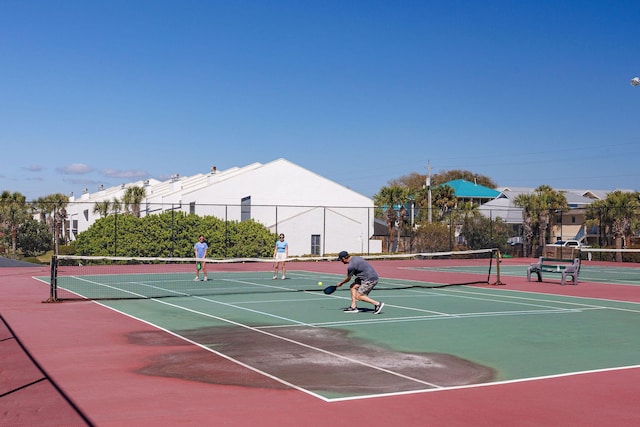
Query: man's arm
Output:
[[337, 274, 352, 287]]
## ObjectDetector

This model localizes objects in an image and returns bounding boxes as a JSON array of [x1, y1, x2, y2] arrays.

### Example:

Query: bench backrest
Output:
[[540, 257, 576, 263]]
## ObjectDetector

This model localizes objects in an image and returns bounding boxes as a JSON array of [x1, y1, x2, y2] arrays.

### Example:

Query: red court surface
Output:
[[2, 259, 640, 426]]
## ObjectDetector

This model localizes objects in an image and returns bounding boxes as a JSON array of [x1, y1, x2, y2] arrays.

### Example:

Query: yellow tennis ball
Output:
[[318, 281, 323, 286]]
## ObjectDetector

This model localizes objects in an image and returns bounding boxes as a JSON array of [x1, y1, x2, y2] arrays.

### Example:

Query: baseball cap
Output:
[[337, 251, 349, 261]]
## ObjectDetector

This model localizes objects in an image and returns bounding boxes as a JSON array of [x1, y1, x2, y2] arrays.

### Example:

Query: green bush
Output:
[[73, 211, 276, 258]]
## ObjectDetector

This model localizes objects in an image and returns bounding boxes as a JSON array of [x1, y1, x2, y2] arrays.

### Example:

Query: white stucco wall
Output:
[[64, 159, 381, 256]]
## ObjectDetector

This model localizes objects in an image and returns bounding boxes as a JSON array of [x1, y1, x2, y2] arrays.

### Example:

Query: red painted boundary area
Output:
[[1, 259, 639, 426]]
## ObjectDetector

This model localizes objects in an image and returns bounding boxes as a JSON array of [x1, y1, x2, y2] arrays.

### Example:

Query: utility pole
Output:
[[427, 161, 432, 223]]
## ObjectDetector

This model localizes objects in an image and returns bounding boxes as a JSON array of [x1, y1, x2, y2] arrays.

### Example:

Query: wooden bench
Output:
[[527, 257, 580, 285]]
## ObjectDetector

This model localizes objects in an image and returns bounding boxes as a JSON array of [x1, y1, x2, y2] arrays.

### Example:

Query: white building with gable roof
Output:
[[65, 158, 381, 257]]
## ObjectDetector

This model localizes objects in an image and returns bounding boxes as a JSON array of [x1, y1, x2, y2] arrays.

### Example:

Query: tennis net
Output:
[[47, 248, 500, 301], [580, 247, 640, 263]]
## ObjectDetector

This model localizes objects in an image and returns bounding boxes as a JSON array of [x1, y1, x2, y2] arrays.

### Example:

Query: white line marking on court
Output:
[[302, 308, 584, 328], [325, 364, 640, 402], [72, 276, 180, 298], [443, 287, 640, 313], [190, 294, 320, 327], [434, 289, 595, 312]]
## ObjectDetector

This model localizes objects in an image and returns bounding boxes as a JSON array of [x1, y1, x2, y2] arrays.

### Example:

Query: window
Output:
[[311, 234, 321, 255], [83, 209, 89, 221], [241, 196, 251, 222], [189, 202, 196, 215]]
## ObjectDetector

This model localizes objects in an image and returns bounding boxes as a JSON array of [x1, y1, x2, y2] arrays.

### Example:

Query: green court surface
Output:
[[50, 268, 640, 400]]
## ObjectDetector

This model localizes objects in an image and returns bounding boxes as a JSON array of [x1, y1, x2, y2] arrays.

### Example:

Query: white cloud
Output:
[[100, 168, 149, 179], [64, 178, 101, 186], [57, 163, 94, 175]]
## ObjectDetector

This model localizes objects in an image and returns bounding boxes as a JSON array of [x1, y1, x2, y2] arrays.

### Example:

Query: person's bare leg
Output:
[[356, 293, 379, 307]]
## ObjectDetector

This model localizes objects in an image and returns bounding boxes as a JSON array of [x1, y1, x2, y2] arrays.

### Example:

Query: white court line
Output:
[[442, 287, 640, 313], [72, 276, 182, 298], [355, 285, 594, 316], [299, 308, 586, 328], [327, 364, 640, 402]]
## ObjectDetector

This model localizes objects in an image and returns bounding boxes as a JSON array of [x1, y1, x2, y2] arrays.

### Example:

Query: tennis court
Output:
[[3, 254, 640, 425], [39, 255, 640, 400]]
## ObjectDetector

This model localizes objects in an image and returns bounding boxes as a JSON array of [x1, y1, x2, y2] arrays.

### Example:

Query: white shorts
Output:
[[275, 252, 287, 262]]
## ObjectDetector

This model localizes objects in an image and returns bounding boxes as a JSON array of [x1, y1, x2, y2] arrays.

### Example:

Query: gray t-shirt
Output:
[[347, 256, 379, 282]]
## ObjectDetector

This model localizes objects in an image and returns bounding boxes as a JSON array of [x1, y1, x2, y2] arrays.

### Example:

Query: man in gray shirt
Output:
[[336, 251, 384, 314]]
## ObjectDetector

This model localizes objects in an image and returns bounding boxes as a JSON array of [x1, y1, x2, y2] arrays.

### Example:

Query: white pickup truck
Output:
[[549, 240, 584, 248]]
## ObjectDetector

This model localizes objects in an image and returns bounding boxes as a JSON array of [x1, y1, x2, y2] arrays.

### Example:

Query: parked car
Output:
[[549, 240, 586, 248]]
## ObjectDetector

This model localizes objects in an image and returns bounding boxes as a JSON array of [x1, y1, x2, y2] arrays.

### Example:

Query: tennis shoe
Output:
[[373, 303, 385, 314], [281, 275, 286, 280], [343, 306, 359, 313], [194, 277, 200, 281], [273, 275, 277, 280], [203, 277, 208, 281]]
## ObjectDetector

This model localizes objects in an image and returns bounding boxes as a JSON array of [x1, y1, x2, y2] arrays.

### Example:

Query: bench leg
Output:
[[526, 268, 542, 283], [561, 272, 578, 285]]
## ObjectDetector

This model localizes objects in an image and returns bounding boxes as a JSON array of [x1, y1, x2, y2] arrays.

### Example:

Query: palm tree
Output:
[[373, 186, 411, 252], [599, 191, 640, 260], [111, 197, 122, 214], [432, 185, 456, 221], [396, 201, 409, 251], [43, 193, 69, 254], [122, 186, 146, 217], [534, 185, 567, 247], [33, 194, 68, 247], [0, 191, 29, 256], [457, 201, 479, 220], [586, 199, 611, 246], [513, 186, 568, 256], [32, 196, 49, 224], [514, 193, 536, 257], [93, 200, 112, 218]]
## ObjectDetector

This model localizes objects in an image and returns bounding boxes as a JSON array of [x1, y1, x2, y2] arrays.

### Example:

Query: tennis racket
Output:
[[323, 285, 337, 295]]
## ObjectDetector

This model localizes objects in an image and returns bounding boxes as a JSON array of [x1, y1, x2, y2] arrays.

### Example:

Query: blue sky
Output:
[[2, 0, 639, 200]]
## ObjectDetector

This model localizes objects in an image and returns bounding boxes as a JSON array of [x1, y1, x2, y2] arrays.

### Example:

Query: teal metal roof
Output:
[[441, 179, 500, 199]]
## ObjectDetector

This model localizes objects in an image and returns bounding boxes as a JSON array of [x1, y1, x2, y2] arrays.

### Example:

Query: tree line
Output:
[[371, 171, 640, 258], [0, 186, 277, 259]]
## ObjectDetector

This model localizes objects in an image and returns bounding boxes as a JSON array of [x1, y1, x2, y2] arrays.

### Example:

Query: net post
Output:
[[44, 255, 59, 303], [491, 249, 506, 286]]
